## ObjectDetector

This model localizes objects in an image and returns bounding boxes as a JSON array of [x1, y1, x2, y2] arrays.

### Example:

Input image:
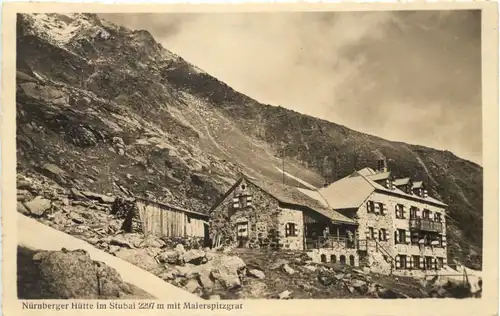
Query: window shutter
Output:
[[402, 206, 407, 218], [404, 230, 411, 243], [384, 229, 389, 241], [374, 203, 380, 214], [441, 235, 447, 247], [366, 201, 371, 213], [365, 229, 370, 240], [233, 197, 240, 208], [246, 195, 253, 206], [395, 256, 401, 269], [416, 208, 421, 218], [394, 231, 399, 244], [382, 204, 387, 215], [419, 257, 425, 269], [432, 258, 437, 270], [408, 256, 414, 269], [373, 229, 379, 241]]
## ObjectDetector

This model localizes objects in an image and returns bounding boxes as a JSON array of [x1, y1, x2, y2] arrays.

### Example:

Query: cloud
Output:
[[99, 10, 482, 165]]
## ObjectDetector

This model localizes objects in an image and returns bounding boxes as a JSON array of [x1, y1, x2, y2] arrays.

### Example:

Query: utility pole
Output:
[[282, 144, 285, 185]]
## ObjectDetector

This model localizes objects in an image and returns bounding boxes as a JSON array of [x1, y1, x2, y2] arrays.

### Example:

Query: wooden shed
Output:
[[124, 198, 209, 239]]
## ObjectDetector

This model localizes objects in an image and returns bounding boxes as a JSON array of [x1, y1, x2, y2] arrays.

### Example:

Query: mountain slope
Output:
[[16, 13, 483, 268]]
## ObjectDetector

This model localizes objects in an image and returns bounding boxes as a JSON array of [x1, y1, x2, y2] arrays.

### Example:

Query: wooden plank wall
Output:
[[136, 201, 206, 238], [186, 216, 206, 238]]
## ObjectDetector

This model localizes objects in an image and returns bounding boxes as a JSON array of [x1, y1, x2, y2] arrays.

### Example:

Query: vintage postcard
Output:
[[1, 2, 499, 316]]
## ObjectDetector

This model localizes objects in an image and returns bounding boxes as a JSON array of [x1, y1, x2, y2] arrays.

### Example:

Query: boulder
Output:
[[156, 250, 181, 265], [182, 249, 206, 265], [136, 235, 165, 248], [351, 279, 368, 294], [30, 249, 131, 299], [33, 249, 99, 298], [107, 235, 134, 249], [17, 202, 30, 215], [318, 273, 335, 286], [81, 191, 116, 204], [39, 163, 69, 184], [270, 259, 289, 270], [114, 248, 159, 273], [278, 290, 292, 299], [24, 197, 52, 217], [175, 244, 186, 255], [184, 279, 201, 294], [209, 254, 246, 290], [248, 269, 266, 279], [282, 264, 296, 275]]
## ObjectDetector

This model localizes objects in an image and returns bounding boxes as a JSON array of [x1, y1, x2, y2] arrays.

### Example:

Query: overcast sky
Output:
[[101, 10, 482, 165]]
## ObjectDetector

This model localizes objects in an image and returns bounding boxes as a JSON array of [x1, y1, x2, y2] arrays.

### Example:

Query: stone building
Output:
[[301, 158, 448, 276], [208, 176, 359, 265]]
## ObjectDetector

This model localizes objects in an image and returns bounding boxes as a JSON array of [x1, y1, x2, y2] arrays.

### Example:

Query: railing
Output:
[[305, 236, 356, 250], [409, 218, 443, 233]]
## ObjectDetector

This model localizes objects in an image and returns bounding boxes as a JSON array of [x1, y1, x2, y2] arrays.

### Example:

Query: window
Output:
[[422, 209, 431, 219], [379, 228, 387, 241], [412, 255, 420, 269], [395, 204, 405, 219], [367, 201, 375, 213], [368, 227, 375, 240], [434, 212, 442, 222], [285, 223, 297, 237], [378, 202, 386, 215], [425, 256, 433, 270], [410, 206, 419, 219], [239, 196, 247, 208], [395, 229, 406, 244], [436, 257, 444, 269], [400, 255, 407, 269]]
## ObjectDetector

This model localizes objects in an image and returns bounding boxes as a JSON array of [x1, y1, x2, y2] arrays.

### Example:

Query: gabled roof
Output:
[[394, 177, 411, 186], [366, 171, 393, 182], [245, 178, 357, 225], [412, 181, 424, 189], [316, 170, 447, 209], [317, 176, 375, 210], [351, 167, 376, 177]]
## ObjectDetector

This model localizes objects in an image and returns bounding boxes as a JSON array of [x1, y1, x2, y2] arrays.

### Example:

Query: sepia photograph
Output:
[[6, 4, 497, 307]]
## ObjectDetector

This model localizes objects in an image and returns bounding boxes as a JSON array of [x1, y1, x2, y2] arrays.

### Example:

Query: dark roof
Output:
[[245, 177, 357, 225], [136, 197, 209, 218]]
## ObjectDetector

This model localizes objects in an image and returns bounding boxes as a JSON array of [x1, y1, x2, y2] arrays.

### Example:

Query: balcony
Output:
[[409, 218, 443, 233]]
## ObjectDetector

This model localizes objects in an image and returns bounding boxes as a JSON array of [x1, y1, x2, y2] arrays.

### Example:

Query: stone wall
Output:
[[354, 190, 447, 274], [307, 248, 360, 267], [277, 208, 304, 250], [209, 179, 286, 249]]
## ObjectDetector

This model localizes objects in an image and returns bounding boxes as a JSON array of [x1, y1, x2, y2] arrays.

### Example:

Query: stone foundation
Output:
[[307, 248, 360, 267]]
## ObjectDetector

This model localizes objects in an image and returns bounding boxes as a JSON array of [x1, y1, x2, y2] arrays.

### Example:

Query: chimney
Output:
[[377, 158, 388, 173]]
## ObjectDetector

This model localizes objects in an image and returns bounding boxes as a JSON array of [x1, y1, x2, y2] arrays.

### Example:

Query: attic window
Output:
[[241, 184, 246, 190]]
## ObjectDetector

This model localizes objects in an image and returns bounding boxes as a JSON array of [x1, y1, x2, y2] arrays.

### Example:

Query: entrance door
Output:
[[236, 221, 249, 247]]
